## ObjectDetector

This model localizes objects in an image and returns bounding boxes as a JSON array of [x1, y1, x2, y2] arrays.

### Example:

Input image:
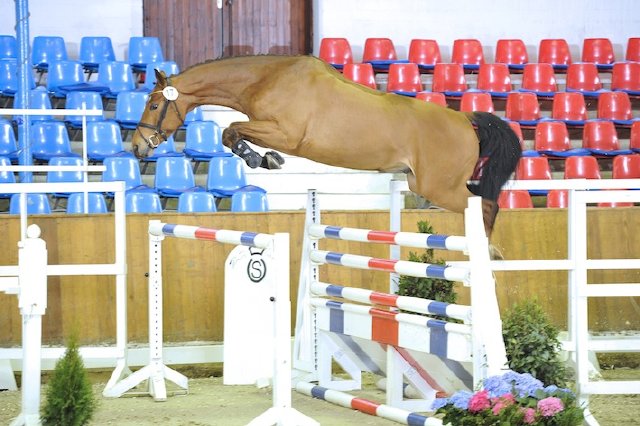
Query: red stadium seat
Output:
[[534, 121, 589, 157], [582, 120, 631, 156], [564, 155, 601, 179], [476, 63, 512, 98], [362, 37, 397, 62], [625, 37, 640, 62], [318, 38, 353, 69], [519, 63, 558, 97], [416, 91, 447, 107], [498, 190, 533, 209], [504, 92, 541, 127], [597, 91, 634, 126], [565, 62, 605, 97], [599, 154, 640, 207], [431, 63, 468, 98], [494, 39, 528, 72], [451, 39, 485, 72], [611, 62, 640, 95], [612, 154, 640, 179], [538, 38, 572, 71], [630, 121, 640, 152], [551, 92, 588, 127], [386, 63, 423, 95], [581, 38, 615, 71], [459, 91, 494, 113], [408, 39, 441, 72], [515, 156, 552, 180], [546, 190, 568, 208], [342, 63, 377, 90], [507, 121, 525, 150]]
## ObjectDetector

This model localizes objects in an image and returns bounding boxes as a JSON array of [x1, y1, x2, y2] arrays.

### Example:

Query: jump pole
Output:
[[107, 221, 317, 425], [293, 190, 508, 424]]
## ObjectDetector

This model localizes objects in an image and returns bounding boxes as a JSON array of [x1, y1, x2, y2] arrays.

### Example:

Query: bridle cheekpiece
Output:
[[136, 79, 184, 149]]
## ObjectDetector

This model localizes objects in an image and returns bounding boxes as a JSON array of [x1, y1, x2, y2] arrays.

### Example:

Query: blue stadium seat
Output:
[[0, 120, 19, 162], [125, 191, 163, 213], [86, 121, 135, 162], [0, 35, 17, 60], [206, 155, 265, 198], [139, 134, 184, 174], [230, 190, 269, 212], [102, 155, 154, 195], [177, 191, 218, 213], [46, 156, 84, 208], [114, 90, 148, 130], [140, 61, 180, 92], [0, 58, 35, 105], [128, 37, 164, 73], [180, 106, 205, 130], [46, 60, 107, 100], [154, 156, 204, 206], [30, 121, 79, 162], [78, 36, 115, 74], [183, 120, 232, 172], [9, 193, 51, 215], [97, 61, 136, 99], [12, 87, 52, 124], [0, 155, 16, 198], [64, 91, 105, 128], [31, 36, 67, 73], [66, 192, 109, 214]]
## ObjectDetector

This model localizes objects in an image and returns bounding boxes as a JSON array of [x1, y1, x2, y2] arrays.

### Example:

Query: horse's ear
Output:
[[155, 69, 167, 86]]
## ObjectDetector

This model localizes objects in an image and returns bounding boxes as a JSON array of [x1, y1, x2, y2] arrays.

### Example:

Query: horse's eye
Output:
[[150, 104, 159, 111]]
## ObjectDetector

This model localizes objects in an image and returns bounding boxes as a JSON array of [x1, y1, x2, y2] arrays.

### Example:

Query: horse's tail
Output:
[[467, 112, 522, 237]]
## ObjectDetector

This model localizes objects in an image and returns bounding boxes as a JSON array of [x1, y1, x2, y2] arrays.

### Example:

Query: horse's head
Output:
[[131, 70, 187, 158]]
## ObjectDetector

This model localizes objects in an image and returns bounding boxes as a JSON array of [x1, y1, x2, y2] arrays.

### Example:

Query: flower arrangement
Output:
[[433, 371, 585, 425]]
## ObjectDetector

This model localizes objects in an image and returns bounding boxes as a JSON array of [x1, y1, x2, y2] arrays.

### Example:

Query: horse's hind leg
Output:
[[223, 121, 287, 169]]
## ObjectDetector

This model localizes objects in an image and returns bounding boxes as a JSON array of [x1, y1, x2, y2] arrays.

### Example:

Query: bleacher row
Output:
[[319, 36, 640, 209], [0, 35, 269, 214]]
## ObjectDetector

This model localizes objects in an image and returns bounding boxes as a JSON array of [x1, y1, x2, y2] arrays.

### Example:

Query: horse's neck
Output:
[[178, 58, 272, 113]]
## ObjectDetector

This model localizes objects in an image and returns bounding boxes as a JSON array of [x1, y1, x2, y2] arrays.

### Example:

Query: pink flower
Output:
[[521, 407, 537, 424], [468, 390, 491, 413], [538, 396, 564, 417], [491, 393, 515, 415]]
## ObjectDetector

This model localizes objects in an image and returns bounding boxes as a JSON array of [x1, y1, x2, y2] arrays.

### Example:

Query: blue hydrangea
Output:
[[431, 397, 450, 410], [448, 390, 473, 409], [483, 375, 514, 398]]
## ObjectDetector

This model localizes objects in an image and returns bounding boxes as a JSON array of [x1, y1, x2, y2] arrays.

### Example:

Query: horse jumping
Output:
[[131, 55, 521, 237]]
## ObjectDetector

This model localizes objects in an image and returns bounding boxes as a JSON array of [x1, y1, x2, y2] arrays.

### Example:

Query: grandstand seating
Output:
[[31, 36, 67, 73], [498, 190, 533, 209], [625, 37, 640, 62], [534, 121, 590, 157], [581, 38, 615, 71], [538, 38, 572, 71], [318, 38, 353, 69], [0, 119, 19, 162], [128, 36, 164, 73], [550, 91, 588, 127], [597, 91, 636, 126], [342, 63, 377, 89], [0, 35, 17, 60], [504, 92, 541, 128], [66, 192, 109, 214], [30, 121, 79, 162], [431, 63, 467, 98], [451, 39, 485, 72], [231, 189, 269, 212], [9, 193, 51, 215], [140, 61, 180, 92], [611, 62, 640, 95], [12, 87, 52, 124], [459, 91, 494, 113], [63, 91, 105, 128], [494, 39, 528, 72], [519, 63, 558, 98], [386, 62, 422, 95], [582, 120, 632, 157], [78, 36, 116, 75], [475, 63, 512, 98], [178, 191, 218, 213], [564, 155, 602, 179], [415, 91, 447, 107], [408, 39, 441, 72], [564, 62, 605, 98]]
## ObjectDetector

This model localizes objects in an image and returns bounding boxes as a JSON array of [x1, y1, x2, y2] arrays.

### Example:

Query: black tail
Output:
[[467, 112, 522, 201]]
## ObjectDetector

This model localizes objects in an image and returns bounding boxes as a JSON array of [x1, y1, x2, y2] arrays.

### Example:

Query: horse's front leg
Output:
[[222, 121, 287, 170]]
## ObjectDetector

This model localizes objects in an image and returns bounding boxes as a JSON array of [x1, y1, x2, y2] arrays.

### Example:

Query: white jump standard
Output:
[[293, 190, 508, 425], [108, 221, 318, 425]]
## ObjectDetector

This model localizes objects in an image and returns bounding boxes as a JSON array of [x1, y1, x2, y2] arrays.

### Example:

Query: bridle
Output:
[[136, 82, 184, 149]]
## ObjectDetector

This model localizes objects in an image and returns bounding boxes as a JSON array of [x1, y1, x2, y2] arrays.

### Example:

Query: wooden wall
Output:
[[1, 208, 639, 346]]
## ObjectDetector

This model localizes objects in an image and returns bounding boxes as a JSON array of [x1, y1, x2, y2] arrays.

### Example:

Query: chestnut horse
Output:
[[132, 55, 521, 237]]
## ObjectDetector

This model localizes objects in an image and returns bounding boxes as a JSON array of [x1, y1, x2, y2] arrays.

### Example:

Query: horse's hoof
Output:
[[261, 151, 284, 169], [244, 153, 262, 169]]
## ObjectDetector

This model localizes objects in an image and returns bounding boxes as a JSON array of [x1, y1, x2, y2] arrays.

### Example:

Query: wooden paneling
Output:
[[1, 208, 639, 347], [143, 0, 311, 69]]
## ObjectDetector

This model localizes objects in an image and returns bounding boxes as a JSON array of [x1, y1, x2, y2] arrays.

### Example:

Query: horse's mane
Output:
[[181, 53, 312, 73]]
